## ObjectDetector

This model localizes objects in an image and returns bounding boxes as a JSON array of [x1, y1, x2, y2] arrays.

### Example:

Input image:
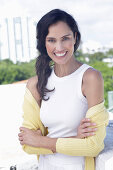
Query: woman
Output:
[[18, 9, 109, 170]]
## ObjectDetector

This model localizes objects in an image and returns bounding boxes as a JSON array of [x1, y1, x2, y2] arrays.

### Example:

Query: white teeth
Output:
[[55, 52, 66, 57]]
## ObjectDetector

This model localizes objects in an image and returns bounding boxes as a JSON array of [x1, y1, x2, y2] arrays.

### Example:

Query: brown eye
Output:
[[62, 37, 70, 41], [47, 39, 56, 43]]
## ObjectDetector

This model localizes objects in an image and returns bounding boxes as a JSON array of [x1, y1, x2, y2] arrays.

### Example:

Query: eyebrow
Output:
[[61, 34, 71, 38], [46, 34, 71, 39]]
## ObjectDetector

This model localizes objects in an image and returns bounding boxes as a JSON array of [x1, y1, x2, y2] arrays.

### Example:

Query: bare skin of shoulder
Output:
[[26, 76, 41, 107], [82, 67, 104, 109], [26, 68, 104, 110], [19, 70, 102, 151]]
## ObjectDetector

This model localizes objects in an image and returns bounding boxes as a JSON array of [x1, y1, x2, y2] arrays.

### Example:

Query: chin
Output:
[[55, 57, 72, 65]]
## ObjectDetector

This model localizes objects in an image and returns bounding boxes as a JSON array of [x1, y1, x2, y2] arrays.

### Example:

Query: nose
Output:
[[55, 41, 64, 51]]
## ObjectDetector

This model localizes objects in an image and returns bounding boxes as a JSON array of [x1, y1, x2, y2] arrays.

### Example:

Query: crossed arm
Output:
[[18, 69, 109, 156]]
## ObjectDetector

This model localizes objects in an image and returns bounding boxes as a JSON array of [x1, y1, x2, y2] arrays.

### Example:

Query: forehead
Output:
[[47, 21, 73, 38]]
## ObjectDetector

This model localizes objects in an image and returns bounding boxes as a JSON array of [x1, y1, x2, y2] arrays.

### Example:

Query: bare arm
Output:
[[82, 68, 104, 108], [19, 68, 106, 154], [26, 76, 41, 107]]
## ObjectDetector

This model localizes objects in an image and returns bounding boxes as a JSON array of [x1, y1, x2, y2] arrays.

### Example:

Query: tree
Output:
[[0, 59, 36, 84]]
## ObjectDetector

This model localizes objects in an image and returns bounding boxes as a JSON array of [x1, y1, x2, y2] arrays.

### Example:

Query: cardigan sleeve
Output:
[[56, 101, 109, 157], [21, 88, 53, 155]]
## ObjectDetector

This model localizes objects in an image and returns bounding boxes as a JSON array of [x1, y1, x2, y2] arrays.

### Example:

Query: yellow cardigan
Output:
[[22, 87, 109, 170]]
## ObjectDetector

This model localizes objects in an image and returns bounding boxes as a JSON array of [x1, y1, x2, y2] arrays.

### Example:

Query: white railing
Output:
[[0, 84, 113, 170], [108, 107, 113, 113]]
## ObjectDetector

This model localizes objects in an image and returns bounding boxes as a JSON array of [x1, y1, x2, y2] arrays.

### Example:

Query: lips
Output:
[[54, 51, 67, 57]]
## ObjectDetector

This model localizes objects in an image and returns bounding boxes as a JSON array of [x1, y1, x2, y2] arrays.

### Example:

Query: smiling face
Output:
[[45, 21, 76, 65]]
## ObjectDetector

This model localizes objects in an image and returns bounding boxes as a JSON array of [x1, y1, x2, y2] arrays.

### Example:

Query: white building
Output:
[[0, 17, 37, 63]]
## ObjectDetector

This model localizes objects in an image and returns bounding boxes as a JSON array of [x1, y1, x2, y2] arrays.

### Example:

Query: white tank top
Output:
[[40, 63, 92, 166]]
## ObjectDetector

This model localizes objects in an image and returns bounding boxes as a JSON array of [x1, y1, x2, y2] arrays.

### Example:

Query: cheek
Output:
[[46, 44, 53, 54], [65, 41, 75, 50]]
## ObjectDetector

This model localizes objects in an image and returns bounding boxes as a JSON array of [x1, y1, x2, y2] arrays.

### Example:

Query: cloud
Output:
[[0, 0, 28, 18], [0, 0, 113, 50], [82, 40, 103, 53]]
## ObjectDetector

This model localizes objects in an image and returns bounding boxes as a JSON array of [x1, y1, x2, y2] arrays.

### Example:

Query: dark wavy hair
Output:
[[35, 9, 81, 101]]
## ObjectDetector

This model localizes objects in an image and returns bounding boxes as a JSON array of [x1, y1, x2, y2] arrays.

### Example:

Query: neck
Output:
[[54, 57, 82, 77]]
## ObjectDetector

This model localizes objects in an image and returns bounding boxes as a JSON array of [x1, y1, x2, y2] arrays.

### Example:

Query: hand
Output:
[[18, 127, 43, 147], [76, 118, 97, 139]]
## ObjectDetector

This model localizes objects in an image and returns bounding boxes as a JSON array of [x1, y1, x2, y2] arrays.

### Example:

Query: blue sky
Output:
[[0, 0, 113, 52]]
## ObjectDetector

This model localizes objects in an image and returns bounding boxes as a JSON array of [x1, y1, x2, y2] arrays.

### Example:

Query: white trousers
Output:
[[38, 155, 84, 170]]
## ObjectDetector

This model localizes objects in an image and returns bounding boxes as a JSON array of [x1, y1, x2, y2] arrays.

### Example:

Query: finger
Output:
[[37, 129, 42, 133], [90, 123, 97, 127], [82, 128, 98, 133], [19, 127, 28, 132], [80, 118, 91, 125], [20, 141, 24, 145], [18, 133, 23, 137], [81, 122, 96, 129], [83, 132, 95, 138], [79, 134, 86, 139], [19, 137, 23, 141], [37, 129, 41, 132], [81, 122, 91, 128]]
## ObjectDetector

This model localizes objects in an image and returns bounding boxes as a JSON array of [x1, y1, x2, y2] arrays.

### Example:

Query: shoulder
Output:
[[83, 67, 103, 85], [82, 67, 104, 108], [26, 76, 41, 105], [26, 76, 38, 89]]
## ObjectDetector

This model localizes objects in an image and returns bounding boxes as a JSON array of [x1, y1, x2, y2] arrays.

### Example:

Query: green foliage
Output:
[[0, 59, 36, 84], [89, 61, 113, 108], [74, 50, 86, 63], [75, 48, 113, 108], [88, 52, 106, 63], [0, 48, 113, 108]]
